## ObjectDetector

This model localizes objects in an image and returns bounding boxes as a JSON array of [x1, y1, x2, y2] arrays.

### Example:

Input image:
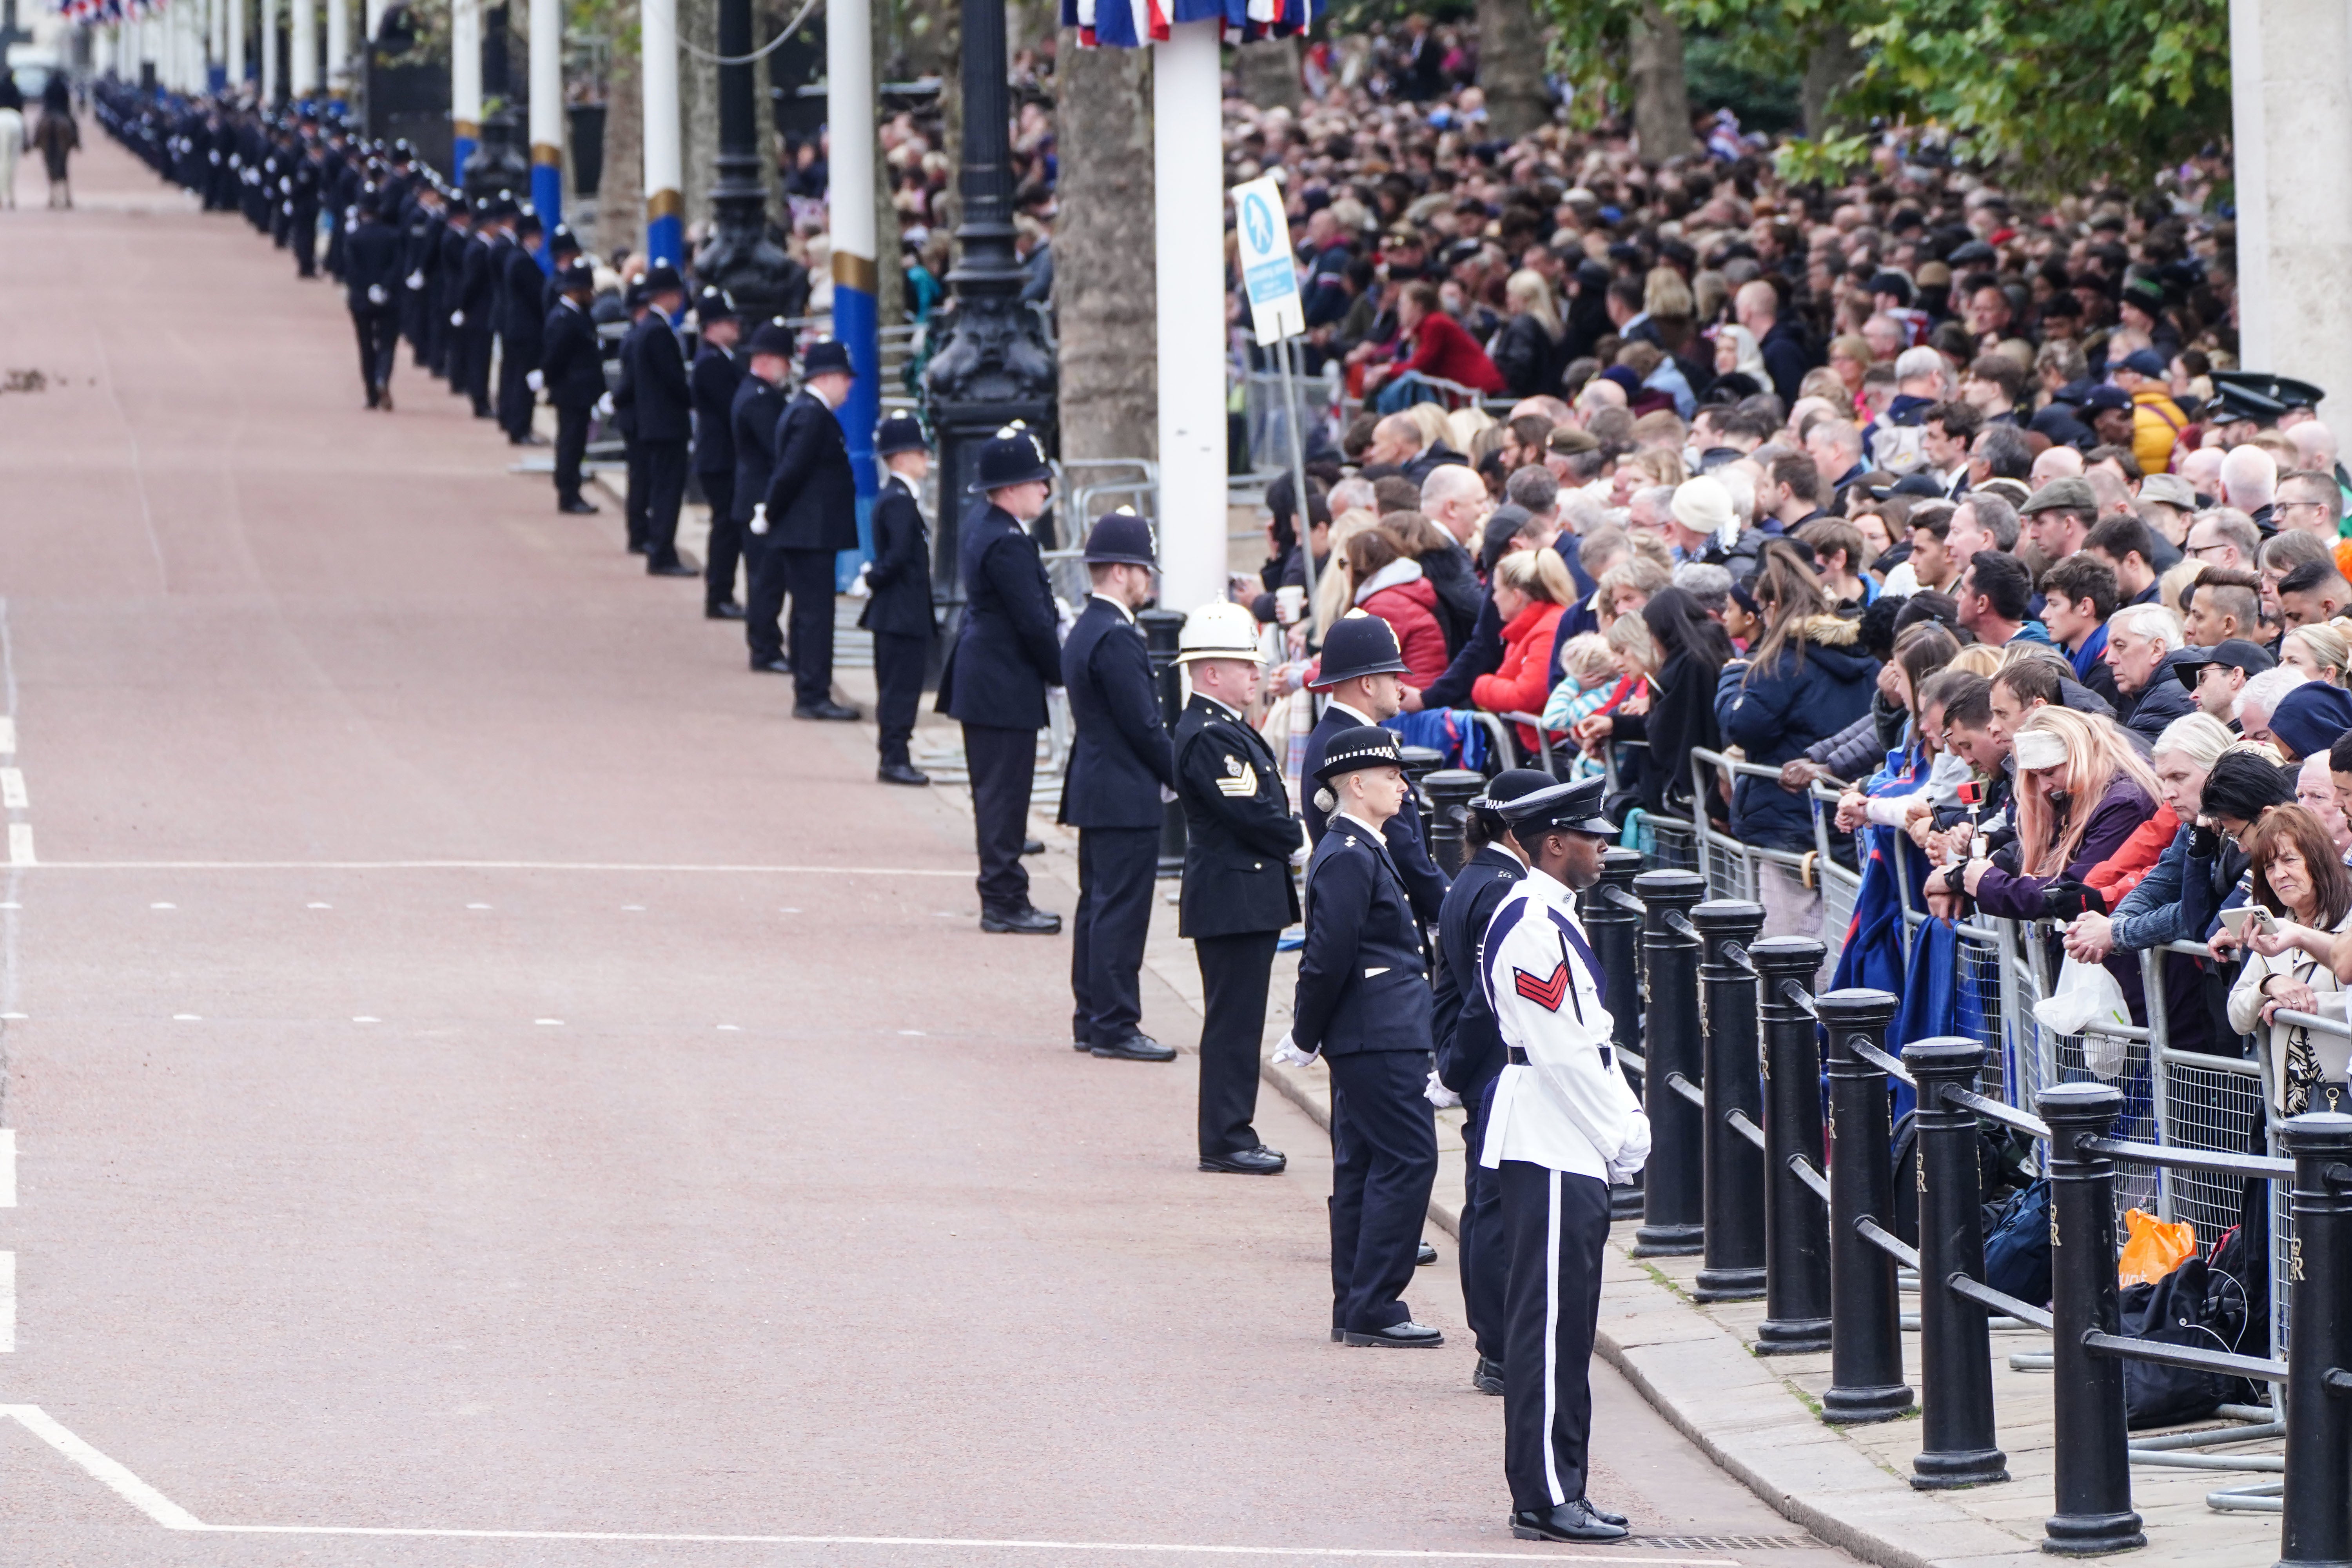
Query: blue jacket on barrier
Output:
[[1715, 613, 1878, 851]]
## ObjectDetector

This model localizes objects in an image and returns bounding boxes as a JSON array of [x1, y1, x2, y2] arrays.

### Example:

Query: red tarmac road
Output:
[[0, 136, 1864, 1567]]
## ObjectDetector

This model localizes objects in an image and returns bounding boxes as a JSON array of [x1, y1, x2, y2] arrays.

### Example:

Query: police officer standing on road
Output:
[[936, 424, 1064, 936], [1483, 776, 1648, 1545], [539, 261, 605, 515], [688, 289, 747, 619], [862, 414, 937, 786], [1172, 601, 1298, 1176], [497, 211, 549, 447], [750, 337, 860, 720], [1302, 614, 1450, 921], [1283, 725, 1444, 1349], [730, 319, 796, 675], [621, 265, 698, 579], [1059, 509, 1179, 1063], [342, 191, 403, 412], [1432, 768, 1553, 1397]]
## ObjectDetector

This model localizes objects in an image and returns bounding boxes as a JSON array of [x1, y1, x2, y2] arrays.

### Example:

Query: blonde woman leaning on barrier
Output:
[[2228, 805, 2352, 1115]]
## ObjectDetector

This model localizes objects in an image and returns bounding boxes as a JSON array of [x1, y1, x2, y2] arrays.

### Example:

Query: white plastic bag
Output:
[[2035, 956, 2132, 1078]]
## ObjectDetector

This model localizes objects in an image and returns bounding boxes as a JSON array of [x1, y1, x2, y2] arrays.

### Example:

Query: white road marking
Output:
[[0, 1129, 15, 1206], [534, 1018, 563, 1027], [307, 902, 332, 909], [899, 1030, 926, 1036], [779, 906, 802, 912], [0, 1252, 12, 1350], [621, 904, 646, 911], [0, 902, 17, 909], [466, 903, 492, 910], [8, 825, 32, 866], [172, 1014, 201, 1021], [0, 1013, 22, 1020], [352, 1016, 380, 1024], [150, 902, 175, 910], [0, 1406, 1743, 1562], [21, 860, 970, 876], [716, 1024, 741, 1031], [0, 716, 15, 754], [0, 769, 25, 809]]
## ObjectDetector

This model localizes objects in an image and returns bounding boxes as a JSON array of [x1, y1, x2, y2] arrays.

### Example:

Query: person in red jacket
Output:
[[1345, 530, 1452, 689], [1366, 281, 1506, 412], [1472, 548, 1575, 756]]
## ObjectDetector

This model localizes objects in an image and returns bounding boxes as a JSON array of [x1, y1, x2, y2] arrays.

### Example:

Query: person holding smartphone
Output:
[[2229, 805, 2352, 1114]]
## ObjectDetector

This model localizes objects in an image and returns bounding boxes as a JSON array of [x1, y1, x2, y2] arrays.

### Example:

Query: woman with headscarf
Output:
[[33, 73, 76, 210]]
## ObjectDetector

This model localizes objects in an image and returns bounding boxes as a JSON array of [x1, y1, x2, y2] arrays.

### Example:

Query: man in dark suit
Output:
[[454, 198, 500, 417], [1172, 601, 1298, 1175], [620, 265, 698, 578], [539, 261, 605, 515], [1303, 613, 1450, 920], [936, 425, 1063, 935], [497, 211, 549, 446], [342, 192, 404, 412], [1058, 510, 1178, 1063], [750, 336, 860, 718], [862, 413, 935, 784], [730, 318, 797, 674], [688, 288, 746, 619], [1288, 725, 1443, 1349]]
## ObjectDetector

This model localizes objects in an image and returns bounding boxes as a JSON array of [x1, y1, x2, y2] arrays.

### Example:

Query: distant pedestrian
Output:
[[750, 336, 860, 718], [0, 74, 22, 210], [862, 413, 936, 786], [35, 75, 77, 209]]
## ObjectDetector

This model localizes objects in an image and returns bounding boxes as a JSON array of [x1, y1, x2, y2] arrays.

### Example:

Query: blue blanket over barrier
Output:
[[1383, 710, 1492, 773]]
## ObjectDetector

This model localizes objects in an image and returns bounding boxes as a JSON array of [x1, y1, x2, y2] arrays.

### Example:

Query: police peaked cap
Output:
[[874, 412, 928, 456], [969, 423, 1054, 493], [1083, 508, 1157, 566], [745, 317, 799, 358], [639, 263, 686, 296], [1312, 725, 1405, 783], [1500, 775, 1618, 837], [1309, 611, 1413, 687], [1470, 767, 1558, 824], [800, 337, 855, 377]]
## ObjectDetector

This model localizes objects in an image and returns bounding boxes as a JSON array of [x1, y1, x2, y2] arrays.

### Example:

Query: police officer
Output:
[[454, 198, 501, 418], [1483, 776, 1648, 1545], [688, 288, 747, 619], [342, 191, 404, 411], [539, 261, 605, 515], [862, 414, 936, 785], [1059, 509, 1178, 1063], [936, 424, 1063, 936], [1432, 767, 1554, 1396], [1287, 725, 1443, 1348], [730, 318, 796, 674], [750, 336, 860, 719], [1303, 613, 1449, 920], [621, 264, 698, 578], [497, 211, 549, 446], [1172, 601, 1298, 1175]]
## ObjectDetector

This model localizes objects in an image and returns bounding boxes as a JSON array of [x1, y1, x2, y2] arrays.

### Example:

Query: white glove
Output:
[[406, 269, 425, 290], [281, 202, 294, 216], [450, 309, 464, 326], [1270, 1030, 1318, 1068], [1606, 1112, 1653, 1185], [1289, 829, 1312, 868], [848, 562, 872, 599], [749, 503, 770, 537], [594, 391, 615, 417], [526, 369, 544, 393], [1424, 1070, 1462, 1109], [1159, 784, 1178, 804], [366, 284, 388, 305], [279, 175, 291, 192]]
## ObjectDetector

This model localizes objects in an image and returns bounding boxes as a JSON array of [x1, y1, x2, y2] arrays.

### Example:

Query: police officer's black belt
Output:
[[1507, 1047, 1530, 1066]]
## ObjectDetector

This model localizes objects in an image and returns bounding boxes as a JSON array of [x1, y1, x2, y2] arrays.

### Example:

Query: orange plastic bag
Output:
[[2116, 1209, 2196, 1287]]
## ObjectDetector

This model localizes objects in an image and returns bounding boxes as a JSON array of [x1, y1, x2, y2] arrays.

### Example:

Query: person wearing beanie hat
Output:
[[1284, 724, 1445, 1351], [750, 336, 861, 720], [538, 258, 606, 514], [2267, 681, 2352, 765], [731, 319, 798, 675], [1433, 766, 1556, 1396], [862, 414, 936, 788]]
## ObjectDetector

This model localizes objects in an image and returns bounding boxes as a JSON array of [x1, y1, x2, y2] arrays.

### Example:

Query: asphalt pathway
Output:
[[0, 136, 1865, 1568]]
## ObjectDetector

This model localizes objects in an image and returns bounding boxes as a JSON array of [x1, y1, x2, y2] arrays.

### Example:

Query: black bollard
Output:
[[1902, 1037, 2008, 1489], [1817, 987, 1915, 1423], [1752, 937, 1831, 1353], [1137, 609, 1187, 877], [1398, 746, 1444, 845], [1423, 769, 1484, 876], [2037, 1082, 2143, 1555], [2277, 1111, 2352, 1567], [1586, 848, 1647, 1222], [1633, 869, 1706, 1256], [1693, 899, 1767, 1301]]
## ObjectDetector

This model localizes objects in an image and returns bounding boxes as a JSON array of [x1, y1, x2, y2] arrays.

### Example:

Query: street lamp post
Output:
[[695, 0, 798, 319], [922, 0, 1055, 636]]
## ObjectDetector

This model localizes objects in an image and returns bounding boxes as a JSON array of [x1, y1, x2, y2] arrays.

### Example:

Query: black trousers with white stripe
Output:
[[1499, 1161, 1612, 1514]]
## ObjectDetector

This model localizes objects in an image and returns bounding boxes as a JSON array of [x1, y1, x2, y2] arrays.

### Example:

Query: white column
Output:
[[364, 0, 387, 55], [260, 0, 278, 103], [450, 0, 481, 179], [527, 0, 563, 218], [2232, 0, 2352, 426], [326, 0, 349, 98], [290, 0, 316, 95], [228, 0, 246, 90], [1153, 20, 1230, 616], [640, 0, 682, 263]]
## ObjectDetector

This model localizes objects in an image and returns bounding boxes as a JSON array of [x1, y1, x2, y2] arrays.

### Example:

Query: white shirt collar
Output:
[[1090, 592, 1136, 624], [1327, 699, 1376, 726], [1336, 809, 1392, 841], [1521, 862, 1572, 903]]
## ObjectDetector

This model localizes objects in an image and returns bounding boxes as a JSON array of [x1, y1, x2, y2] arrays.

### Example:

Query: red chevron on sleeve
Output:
[[1513, 962, 1568, 1012]]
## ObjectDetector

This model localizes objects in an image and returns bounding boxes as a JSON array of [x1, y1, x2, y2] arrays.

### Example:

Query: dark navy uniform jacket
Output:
[[728, 373, 790, 524], [759, 389, 858, 550], [501, 244, 546, 365], [342, 218, 402, 312], [1293, 817, 1436, 1058], [539, 299, 605, 410], [459, 234, 500, 330], [1301, 702, 1450, 922], [621, 313, 692, 443], [689, 345, 744, 476], [936, 502, 1063, 731], [1172, 693, 1301, 940], [1432, 844, 1525, 1094], [858, 472, 935, 639], [1057, 596, 1175, 831]]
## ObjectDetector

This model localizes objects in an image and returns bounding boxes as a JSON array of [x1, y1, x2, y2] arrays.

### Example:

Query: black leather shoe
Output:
[[558, 498, 600, 515], [750, 658, 793, 675], [794, 700, 860, 721], [1580, 1499, 1628, 1528], [1200, 1145, 1286, 1175], [877, 762, 930, 786], [1330, 1327, 1344, 1343], [1418, 1240, 1439, 1266], [1343, 1321, 1444, 1349], [706, 601, 746, 620], [979, 906, 1061, 935], [1472, 1356, 1507, 1396], [627, 542, 649, 555], [1091, 1032, 1176, 1063], [1022, 838, 1045, 856], [1510, 1501, 1628, 1543], [648, 560, 698, 577]]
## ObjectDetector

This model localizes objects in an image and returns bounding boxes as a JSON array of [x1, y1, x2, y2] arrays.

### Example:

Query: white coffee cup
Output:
[[1275, 585, 1306, 623]]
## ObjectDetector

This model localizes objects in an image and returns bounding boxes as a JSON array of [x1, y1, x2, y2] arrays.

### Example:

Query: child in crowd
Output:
[[1541, 633, 1619, 779]]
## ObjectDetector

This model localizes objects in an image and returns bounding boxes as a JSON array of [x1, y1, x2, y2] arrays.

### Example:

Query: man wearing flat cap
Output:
[[752, 336, 861, 719], [1058, 509, 1178, 1063], [1482, 775, 1646, 1544]]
